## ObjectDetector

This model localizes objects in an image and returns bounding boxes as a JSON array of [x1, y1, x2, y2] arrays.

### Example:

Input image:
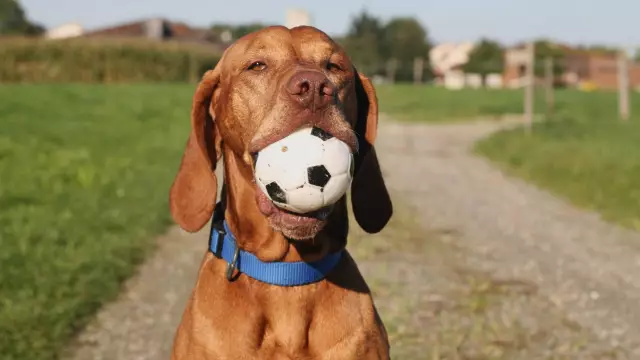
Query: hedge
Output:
[[0, 37, 221, 83]]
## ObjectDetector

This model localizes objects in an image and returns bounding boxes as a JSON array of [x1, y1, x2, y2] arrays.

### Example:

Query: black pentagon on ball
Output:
[[265, 182, 287, 203], [310, 127, 333, 141], [307, 165, 331, 187]]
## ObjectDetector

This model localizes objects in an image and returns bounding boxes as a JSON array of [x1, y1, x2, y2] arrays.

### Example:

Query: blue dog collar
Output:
[[209, 220, 343, 286]]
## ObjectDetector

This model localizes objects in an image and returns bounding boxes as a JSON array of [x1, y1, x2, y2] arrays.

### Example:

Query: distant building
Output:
[[503, 43, 640, 91], [502, 45, 531, 88], [429, 42, 476, 89], [429, 42, 475, 75], [485, 73, 504, 89], [286, 9, 312, 29], [75, 18, 226, 51], [563, 49, 640, 91], [45, 23, 84, 39]]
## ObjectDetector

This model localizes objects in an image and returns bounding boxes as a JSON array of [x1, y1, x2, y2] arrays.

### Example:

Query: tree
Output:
[[0, 0, 44, 36], [533, 40, 565, 77], [230, 23, 271, 39], [346, 10, 385, 39], [340, 10, 386, 77], [463, 38, 504, 80], [381, 17, 431, 81], [577, 44, 618, 56], [210, 23, 273, 42]]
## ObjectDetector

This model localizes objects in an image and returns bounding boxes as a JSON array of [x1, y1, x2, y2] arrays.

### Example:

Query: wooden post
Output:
[[413, 57, 424, 84], [524, 42, 535, 133], [544, 56, 554, 118], [618, 50, 630, 121], [386, 58, 397, 84]]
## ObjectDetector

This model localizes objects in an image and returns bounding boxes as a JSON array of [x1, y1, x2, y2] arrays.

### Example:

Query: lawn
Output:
[[0, 84, 194, 360], [0, 81, 525, 359], [476, 89, 640, 230], [1, 82, 495, 360], [5, 81, 632, 359], [375, 84, 524, 122]]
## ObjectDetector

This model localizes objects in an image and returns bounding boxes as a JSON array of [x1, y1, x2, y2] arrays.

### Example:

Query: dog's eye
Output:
[[326, 62, 342, 72], [248, 61, 267, 71]]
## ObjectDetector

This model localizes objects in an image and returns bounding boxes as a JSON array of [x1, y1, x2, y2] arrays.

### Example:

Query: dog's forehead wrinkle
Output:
[[287, 27, 337, 59], [297, 41, 335, 62], [239, 41, 297, 67]]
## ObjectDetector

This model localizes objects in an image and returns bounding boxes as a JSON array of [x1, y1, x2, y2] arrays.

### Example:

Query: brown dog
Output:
[[169, 25, 393, 359]]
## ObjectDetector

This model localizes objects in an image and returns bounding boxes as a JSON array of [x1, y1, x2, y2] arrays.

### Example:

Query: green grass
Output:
[[0, 84, 194, 360], [476, 89, 640, 230], [376, 84, 524, 122], [4, 81, 633, 359]]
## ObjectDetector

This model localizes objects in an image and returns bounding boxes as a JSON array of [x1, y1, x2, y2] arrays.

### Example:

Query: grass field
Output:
[[476, 89, 640, 230], [3, 81, 637, 359], [1, 82, 524, 359], [375, 84, 640, 230], [0, 84, 194, 360], [375, 84, 524, 122]]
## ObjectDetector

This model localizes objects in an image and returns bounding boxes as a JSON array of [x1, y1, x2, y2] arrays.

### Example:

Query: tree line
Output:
[[0, 0, 44, 36], [210, 11, 432, 82], [206, 12, 626, 83], [4, 0, 635, 83]]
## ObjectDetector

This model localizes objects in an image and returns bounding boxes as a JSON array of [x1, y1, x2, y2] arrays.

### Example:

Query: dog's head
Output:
[[170, 25, 392, 241]]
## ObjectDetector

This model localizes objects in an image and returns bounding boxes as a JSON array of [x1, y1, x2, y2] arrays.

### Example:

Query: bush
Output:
[[0, 37, 221, 83]]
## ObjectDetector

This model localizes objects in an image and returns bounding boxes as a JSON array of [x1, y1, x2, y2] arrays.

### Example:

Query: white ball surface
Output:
[[254, 127, 354, 214]]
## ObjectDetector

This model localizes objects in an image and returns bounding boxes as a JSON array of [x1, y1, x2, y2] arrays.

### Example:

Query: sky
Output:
[[20, 0, 640, 50]]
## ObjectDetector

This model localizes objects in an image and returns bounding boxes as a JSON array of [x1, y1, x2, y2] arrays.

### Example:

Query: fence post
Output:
[[544, 56, 554, 118], [618, 50, 630, 121], [524, 41, 535, 133], [386, 58, 397, 84], [413, 57, 424, 84]]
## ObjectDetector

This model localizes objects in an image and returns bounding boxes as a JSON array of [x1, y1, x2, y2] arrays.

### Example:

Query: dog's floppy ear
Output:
[[169, 63, 223, 232], [350, 70, 392, 233]]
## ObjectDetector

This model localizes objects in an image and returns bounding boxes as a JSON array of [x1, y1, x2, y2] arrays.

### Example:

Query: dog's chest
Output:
[[186, 294, 366, 359], [177, 257, 388, 359]]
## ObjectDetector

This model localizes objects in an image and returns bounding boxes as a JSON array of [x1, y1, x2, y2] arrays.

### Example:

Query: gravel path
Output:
[[62, 222, 210, 360], [375, 117, 640, 356], [64, 117, 640, 359]]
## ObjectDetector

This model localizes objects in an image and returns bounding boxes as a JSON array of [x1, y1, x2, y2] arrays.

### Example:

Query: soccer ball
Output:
[[254, 127, 354, 214]]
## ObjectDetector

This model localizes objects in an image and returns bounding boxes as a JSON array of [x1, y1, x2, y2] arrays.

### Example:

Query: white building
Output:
[[429, 42, 474, 89], [485, 73, 504, 89], [430, 41, 505, 89], [286, 9, 312, 29], [429, 42, 475, 76], [45, 23, 84, 39]]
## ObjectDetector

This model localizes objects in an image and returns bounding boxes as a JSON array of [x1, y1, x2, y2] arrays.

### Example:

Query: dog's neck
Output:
[[220, 148, 348, 263]]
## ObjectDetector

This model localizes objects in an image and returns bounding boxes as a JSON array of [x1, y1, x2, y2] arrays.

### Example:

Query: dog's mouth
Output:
[[255, 184, 333, 235]]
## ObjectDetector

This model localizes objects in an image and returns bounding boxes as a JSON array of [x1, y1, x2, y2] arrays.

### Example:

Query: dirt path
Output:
[[65, 117, 640, 359], [371, 116, 640, 358], [61, 219, 210, 360]]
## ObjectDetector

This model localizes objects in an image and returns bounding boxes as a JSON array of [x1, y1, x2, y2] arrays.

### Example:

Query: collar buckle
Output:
[[225, 244, 241, 281], [211, 220, 240, 282]]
